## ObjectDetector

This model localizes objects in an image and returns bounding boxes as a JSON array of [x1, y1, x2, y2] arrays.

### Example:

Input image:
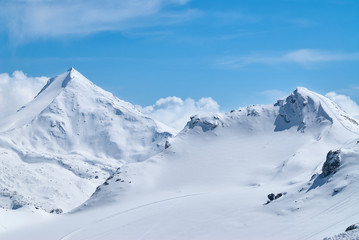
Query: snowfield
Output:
[[1, 69, 359, 240]]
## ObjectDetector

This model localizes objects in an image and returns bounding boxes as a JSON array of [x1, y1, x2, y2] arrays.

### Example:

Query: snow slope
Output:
[[0, 68, 175, 213], [2, 87, 359, 240]]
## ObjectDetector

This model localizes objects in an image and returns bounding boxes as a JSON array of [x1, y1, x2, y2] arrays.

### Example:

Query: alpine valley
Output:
[[1, 69, 359, 240]]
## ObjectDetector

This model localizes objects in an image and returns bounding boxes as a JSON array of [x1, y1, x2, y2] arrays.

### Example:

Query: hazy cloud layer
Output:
[[219, 49, 359, 68], [326, 91, 359, 120], [138, 96, 220, 130], [0, 71, 48, 118], [0, 0, 193, 42]]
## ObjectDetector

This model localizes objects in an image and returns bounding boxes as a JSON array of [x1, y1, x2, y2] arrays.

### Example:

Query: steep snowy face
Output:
[[0, 70, 71, 131], [0, 68, 174, 212], [274, 87, 334, 131]]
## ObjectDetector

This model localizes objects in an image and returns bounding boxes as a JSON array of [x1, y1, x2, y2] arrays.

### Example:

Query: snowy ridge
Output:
[[68, 87, 359, 240], [0, 68, 174, 213], [185, 87, 359, 136]]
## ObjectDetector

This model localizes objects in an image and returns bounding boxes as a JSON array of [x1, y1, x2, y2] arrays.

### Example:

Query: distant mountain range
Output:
[[1, 69, 359, 240]]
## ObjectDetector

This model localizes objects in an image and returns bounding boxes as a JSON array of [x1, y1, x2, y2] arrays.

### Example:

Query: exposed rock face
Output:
[[346, 224, 359, 232], [50, 208, 63, 214], [165, 140, 171, 149], [275, 193, 283, 199], [268, 193, 275, 201], [322, 150, 341, 177], [266, 192, 285, 204], [186, 115, 223, 132]]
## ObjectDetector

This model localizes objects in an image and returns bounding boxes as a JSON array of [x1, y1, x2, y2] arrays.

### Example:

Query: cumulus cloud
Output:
[[138, 96, 220, 130], [326, 91, 359, 120], [0, 71, 48, 118], [218, 49, 359, 68], [0, 0, 194, 42]]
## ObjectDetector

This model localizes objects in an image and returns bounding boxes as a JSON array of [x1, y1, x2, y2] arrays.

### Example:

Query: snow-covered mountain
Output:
[[1, 85, 359, 240], [0, 68, 175, 213], [79, 87, 359, 207]]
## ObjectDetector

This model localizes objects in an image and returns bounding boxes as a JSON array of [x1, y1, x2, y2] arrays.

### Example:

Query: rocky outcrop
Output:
[[186, 115, 223, 132], [346, 224, 359, 232], [265, 192, 286, 204], [322, 150, 341, 177]]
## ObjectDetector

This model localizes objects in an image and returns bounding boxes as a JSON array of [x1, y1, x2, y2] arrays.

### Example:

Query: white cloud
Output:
[[138, 96, 220, 130], [326, 91, 359, 120], [0, 0, 194, 42], [0, 71, 48, 118], [218, 49, 359, 68]]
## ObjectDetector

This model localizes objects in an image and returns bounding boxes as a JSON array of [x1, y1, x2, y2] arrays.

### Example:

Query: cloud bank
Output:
[[0, 71, 48, 118], [326, 91, 359, 120], [138, 96, 220, 130], [219, 49, 359, 68], [0, 0, 193, 42]]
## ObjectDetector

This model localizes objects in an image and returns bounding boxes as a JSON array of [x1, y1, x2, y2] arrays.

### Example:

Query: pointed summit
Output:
[[35, 67, 92, 99], [0, 69, 132, 133]]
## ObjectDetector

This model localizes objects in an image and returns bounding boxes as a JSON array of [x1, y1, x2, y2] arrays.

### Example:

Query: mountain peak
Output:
[[0, 69, 174, 212], [294, 86, 310, 94], [66, 67, 83, 81], [292, 87, 319, 102], [0, 69, 112, 133], [35, 68, 93, 99], [274, 87, 333, 132]]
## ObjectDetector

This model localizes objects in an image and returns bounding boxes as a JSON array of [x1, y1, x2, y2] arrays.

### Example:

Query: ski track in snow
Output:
[[59, 193, 207, 240]]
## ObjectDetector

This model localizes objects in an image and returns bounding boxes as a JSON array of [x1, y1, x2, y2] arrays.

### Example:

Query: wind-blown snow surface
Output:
[[2, 86, 359, 239], [0, 68, 175, 214]]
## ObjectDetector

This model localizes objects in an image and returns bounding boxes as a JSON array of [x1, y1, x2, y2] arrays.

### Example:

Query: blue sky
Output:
[[0, 0, 358, 111]]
